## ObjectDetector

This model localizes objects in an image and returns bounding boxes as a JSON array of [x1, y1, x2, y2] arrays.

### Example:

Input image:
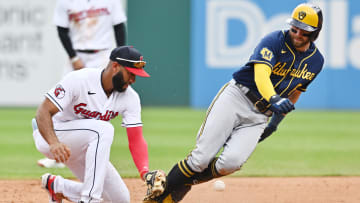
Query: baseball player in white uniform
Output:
[[32, 46, 150, 203], [38, 0, 128, 169], [54, 0, 127, 73]]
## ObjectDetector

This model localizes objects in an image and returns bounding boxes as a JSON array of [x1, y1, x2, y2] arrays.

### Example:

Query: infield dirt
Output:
[[1, 177, 360, 203]]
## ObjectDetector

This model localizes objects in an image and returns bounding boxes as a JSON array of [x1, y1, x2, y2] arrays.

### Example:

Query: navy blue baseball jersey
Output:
[[233, 30, 324, 99]]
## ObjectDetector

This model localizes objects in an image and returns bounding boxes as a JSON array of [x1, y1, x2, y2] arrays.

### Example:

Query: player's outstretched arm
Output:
[[259, 90, 302, 143], [258, 113, 285, 143], [126, 126, 149, 180], [36, 98, 71, 163]]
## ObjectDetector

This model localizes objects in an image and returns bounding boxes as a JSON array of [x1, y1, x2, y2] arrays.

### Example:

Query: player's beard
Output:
[[112, 71, 127, 92], [291, 36, 310, 50]]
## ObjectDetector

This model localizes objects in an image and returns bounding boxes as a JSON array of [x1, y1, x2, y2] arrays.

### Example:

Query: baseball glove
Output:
[[143, 170, 167, 200]]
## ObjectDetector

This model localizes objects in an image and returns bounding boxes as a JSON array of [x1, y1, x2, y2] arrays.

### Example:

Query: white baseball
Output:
[[213, 180, 225, 191]]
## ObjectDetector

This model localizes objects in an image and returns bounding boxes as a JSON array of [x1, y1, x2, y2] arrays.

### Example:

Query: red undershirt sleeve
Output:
[[126, 126, 149, 180]]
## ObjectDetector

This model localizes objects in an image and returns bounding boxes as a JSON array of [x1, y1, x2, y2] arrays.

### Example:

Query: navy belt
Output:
[[76, 49, 105, 53], [235, 82, 272, 116]]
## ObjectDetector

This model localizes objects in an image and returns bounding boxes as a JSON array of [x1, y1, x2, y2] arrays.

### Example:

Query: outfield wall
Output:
[[0, 0, 65, 106], [1, 0, 359, 109]]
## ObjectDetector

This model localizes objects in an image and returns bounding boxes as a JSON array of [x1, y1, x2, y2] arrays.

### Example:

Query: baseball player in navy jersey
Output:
[[54, 0, 127, 73], [38, 0, 128, 169], [143, 3, 324, 203], [32, 46, 150, 203]]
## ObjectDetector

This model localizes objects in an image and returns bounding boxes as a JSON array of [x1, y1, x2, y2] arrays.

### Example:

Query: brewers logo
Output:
[[298, 11, 306, 20], [260, 47, 273, 61]]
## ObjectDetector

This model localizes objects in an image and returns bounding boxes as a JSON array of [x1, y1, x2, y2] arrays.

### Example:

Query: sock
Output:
[[162, 158, 222, 202]]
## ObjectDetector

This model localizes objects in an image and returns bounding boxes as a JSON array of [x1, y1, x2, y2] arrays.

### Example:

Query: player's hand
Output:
[[71, 58, 85, 70], [259, 125, 277, 142], [269, 95, 295, 114], [49, 142, 71, 163], [258, 113, 285, 143]]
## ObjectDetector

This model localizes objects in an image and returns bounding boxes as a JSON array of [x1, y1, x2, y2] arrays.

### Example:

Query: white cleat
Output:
[[37, 158, 66, 169], [41, 173, 63, 203]]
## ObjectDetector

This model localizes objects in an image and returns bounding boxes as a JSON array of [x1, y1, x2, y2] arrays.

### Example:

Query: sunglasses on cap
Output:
[[116, 57, 146, 69], [290, 28, 312, 37]]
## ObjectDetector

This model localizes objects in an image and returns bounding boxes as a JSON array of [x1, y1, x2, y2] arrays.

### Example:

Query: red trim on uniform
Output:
[[47, 175, 58, 201], [126, 126, 149, 180]]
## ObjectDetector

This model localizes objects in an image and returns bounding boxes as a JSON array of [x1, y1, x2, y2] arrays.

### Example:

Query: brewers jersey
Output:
[[233, 30, 324, 99]]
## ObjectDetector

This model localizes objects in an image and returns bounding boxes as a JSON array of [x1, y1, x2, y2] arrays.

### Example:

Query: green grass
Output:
[[0, 107, 359, 179]]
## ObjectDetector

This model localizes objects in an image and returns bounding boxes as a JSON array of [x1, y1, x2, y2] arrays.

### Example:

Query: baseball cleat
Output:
[[41, 173, 63, 203], [37, 158, 66, 169]]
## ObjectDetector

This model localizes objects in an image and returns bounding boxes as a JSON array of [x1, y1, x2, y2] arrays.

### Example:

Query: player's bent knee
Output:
[[216, 156, 246, 175], [187, 156, 212, 172]]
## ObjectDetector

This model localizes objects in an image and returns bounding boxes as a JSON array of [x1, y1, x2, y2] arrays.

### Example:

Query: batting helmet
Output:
[[287, 3, 323, 41]]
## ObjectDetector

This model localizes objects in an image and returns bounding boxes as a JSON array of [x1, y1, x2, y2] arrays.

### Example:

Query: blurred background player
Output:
[[38, 0, 127, 169], [143, 3, 324, 202], [33, 46, 150, 202], [56, 0, 127, 72]]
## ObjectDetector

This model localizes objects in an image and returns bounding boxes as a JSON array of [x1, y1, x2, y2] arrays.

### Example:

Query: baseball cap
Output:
[[109, 46, 150, 77]]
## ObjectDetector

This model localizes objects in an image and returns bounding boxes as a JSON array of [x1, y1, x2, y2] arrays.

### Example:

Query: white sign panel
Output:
[[0, 0, 66, 106]]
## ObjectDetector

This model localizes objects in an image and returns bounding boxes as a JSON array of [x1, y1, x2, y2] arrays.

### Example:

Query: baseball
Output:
[[213, 180, 225, 191]]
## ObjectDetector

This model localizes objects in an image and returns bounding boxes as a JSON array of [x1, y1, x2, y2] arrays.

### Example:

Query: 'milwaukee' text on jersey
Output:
[[46, 68, 142, 128], [233, 30, 324, 99]]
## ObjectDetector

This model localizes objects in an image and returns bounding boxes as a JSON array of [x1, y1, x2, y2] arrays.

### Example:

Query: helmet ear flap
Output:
[[310, 30, 320, 41], [310, 8, 323, 41]]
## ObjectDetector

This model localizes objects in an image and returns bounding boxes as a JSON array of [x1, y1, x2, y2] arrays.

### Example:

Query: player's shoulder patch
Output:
[[54, 84, 66, 99], [260, 47, 274, 61]]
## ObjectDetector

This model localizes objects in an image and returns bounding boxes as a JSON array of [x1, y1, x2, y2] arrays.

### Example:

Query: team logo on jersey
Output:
[[74, 103, 119, 121], [260, 47, 273, 61], [69, 8, 110, 22], [298, 11, 306, 20], [54, 84, 65, 99]]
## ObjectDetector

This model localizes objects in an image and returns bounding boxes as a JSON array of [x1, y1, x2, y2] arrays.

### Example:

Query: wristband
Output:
[[70, 56, 79, 63]]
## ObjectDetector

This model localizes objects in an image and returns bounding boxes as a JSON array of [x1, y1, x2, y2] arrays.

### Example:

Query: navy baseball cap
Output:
[[110, 46, 150, 77]]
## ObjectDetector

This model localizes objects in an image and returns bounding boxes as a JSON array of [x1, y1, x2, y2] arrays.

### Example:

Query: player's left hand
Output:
[[258, 113, 285, 143], [269, 95, 295, 114], [49, 142, 71, 163], [259, 125, 277, 142]]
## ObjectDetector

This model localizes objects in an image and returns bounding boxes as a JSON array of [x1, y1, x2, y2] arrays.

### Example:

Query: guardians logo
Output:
[[73, 103, 119, 121]]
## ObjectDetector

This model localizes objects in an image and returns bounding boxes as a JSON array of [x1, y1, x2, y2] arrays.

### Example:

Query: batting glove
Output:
[[269, 95, 295, 114]]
